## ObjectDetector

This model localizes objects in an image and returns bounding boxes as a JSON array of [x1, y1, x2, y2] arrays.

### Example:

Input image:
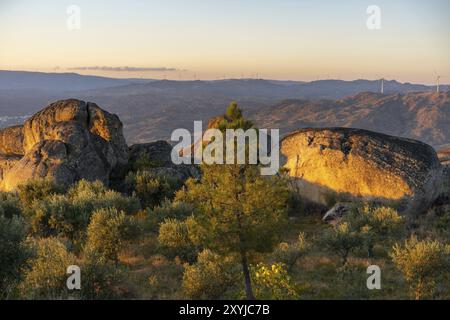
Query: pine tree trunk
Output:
[[241, 251, 255, 300]]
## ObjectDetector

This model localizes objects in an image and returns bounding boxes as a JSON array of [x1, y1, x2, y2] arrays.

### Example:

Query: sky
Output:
[[0, 0, 449, 84]]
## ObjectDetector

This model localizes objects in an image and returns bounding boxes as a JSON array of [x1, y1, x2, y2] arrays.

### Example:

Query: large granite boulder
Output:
[[0, 99, 128, 191], [281, 128, 444, 216]]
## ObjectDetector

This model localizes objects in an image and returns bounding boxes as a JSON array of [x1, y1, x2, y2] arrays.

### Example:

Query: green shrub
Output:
[[272, 232, 310, 270], [18, 178, 64, 207], [24, 180, 140, 244], [182, 250, 239, 299], [343, 204, 404, 257], [321, 222, 363, 266], [132, 154, 164, 171], [334, 263, 375, 300], [26, 194, 76, 239], [251, 262, 300, 300], [80, 206, 140, 300], [84, 208, 128, 265], [0, 214, 29, 298], [0, 192, 22, 218], [68, 180, 141, 215], [125, 171, 181, 209], [146, 200, 193, 232], [323, 191, 352, 207], [19, 237, 77, 299], [80, 250, 121, 300], [158, 218, 196, 261], [390, 237, 450, 300], [427, 213, 450, 241], [286, 191, 304, 217]]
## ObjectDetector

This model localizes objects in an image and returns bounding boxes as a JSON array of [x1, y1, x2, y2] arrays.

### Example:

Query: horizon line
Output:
[[1, 69, 449, 87]]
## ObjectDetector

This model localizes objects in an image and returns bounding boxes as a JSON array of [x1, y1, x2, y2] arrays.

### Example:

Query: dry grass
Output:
[[113, 211, 447, 300]]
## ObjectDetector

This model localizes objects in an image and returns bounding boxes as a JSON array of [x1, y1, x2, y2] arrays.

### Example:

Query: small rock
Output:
[[322, 202, 352, 223]]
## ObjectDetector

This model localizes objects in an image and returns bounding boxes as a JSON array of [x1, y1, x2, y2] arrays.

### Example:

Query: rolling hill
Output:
[[1, 71, 449, 147], [250, 91, 450, 148]]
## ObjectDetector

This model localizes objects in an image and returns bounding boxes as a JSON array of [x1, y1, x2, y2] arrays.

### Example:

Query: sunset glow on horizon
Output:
[[1, 0, 449, 84]]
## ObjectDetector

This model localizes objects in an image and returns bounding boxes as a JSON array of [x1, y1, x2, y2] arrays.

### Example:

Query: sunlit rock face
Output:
[[0, 99, 128, 191], [0, 125, 24, 156], [281, 128, 443, 215]]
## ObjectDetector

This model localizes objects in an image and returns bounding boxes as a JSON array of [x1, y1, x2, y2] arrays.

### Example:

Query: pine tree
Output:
[[177, 103, 289, 300]]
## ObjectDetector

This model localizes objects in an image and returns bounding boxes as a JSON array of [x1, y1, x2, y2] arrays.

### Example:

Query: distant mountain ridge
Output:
[[1, 71, 449, 146], [0, 70, 155, 91], [250, 91, 450, 148], [1, 70, 447, 96]]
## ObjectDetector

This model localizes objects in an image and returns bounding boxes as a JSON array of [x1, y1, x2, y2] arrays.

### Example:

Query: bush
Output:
[[146, 200, 193, 232], [182, 250, 239, 299], [18, 178, 64, 207], [390, 237, 450, 300], [0, 192, 22, 218], [19, 237, 77, 299], [125, 171, 181, 209], [251, 262, 300, 300], [272, 232, 310, 270], [24, 180, 140, 244], [286, 191, 304, 217], [68, 180, 141, 215], [84, 208, 129, 265], [158, 218, 196, 261], [334, 263, 375, 300], [132, 154, 164, 172], [323, 191, 352, 208], [0, 214, 29, 298], [414, 210, 450, 242], [26, 194, 76, 239], [80, 250, 121, 300], [321, 222, 363, 266], [343, 204, 404, 257], [80, 206, 140, 300]]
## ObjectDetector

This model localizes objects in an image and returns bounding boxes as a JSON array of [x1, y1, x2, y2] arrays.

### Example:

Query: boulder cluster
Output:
[[0, 99, 175, 191], [0, 100, 446, 217]]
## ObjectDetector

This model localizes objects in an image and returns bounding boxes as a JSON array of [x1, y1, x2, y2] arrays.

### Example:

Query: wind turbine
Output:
[[375, 74, 385, 94], [436, 75, 441, 93]]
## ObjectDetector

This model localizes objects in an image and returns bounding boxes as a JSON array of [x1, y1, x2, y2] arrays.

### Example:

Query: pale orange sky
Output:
[[0, 0, 449, 84]]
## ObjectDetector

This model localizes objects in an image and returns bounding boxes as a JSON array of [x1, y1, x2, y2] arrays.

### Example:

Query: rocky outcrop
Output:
[[128, 140, 200, 181], [0, 99, 128, 191], [0, 154, 21, 181], [0, 125, 24, 182], [0, 125, 24, 155], [281, 128, 444, 216], [129, 140, 173, 168], [437, 145, 450, 166]]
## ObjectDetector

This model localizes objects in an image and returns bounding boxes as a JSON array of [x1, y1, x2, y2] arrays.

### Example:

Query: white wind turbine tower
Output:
[[436, 75, 441, 93], [375, 74, 385, 94], [433, 70, 446, 93]]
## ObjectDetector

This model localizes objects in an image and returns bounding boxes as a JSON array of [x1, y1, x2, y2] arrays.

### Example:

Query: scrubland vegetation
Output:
[[0, 104, 449, 300]]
